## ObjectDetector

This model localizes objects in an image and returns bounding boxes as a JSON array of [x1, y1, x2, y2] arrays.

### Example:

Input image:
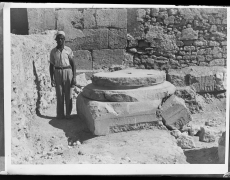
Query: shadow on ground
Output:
[[48, 114, 97, 145], [184, 147, 219, 164]]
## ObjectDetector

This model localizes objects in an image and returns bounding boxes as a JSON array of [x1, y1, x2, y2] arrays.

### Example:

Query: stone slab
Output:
[[92, 49, 124, 69], [65, 29, 109, 51], [73, 50, 92, 70], [82, 81, 176, 102], [168, 66, 227, 92], [91, 68, 166, 87], [108, 29, 127, 49], [96, 9, 127, 29], [83, 9, 97, 29], [27, 8, 56, 34], [56, 9, 84, 41], [77, 93, 161, 135], [161, 95, 192, 130]]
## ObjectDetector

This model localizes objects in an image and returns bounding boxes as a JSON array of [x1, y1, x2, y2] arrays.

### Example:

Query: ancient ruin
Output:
[[10, 7, 227, 165]]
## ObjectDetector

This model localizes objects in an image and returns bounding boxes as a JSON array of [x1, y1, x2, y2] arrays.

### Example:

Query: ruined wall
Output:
[[26, 8, 227, 71], [127, 8, 227, 70]]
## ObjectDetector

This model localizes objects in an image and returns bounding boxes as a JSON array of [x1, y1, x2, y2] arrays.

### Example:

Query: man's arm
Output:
[[49, 63, 55, 87], [69, 57, 76, 85]]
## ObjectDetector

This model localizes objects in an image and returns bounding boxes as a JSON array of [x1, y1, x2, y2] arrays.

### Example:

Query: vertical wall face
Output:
[[24, 7, 227, 71], [10, 8, 28, 35]]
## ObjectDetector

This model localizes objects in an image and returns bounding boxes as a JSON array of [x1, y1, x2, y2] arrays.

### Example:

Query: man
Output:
[[49, 31, 76, 119]]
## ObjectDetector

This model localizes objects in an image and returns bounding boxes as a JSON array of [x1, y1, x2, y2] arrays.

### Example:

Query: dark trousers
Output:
[[54, 68, 73, 117]]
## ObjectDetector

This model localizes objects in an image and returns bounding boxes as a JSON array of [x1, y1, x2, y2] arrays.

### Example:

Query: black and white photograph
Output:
[[1, 3, 230, 175]]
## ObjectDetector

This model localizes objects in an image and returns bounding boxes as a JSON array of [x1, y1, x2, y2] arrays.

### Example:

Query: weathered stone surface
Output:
[[56, 9, 84, 41], [199, 127, 216, 143], [82, 81, 176, 102], [73, 50, 92, 70], [91, 68, 166, 87], [65, 29, 109, 51], [75, 73, 91, 87], [168, 66, 227, 92], [209, 59, 225, 66], [96, 9, 127, 29], [170, 130, 182, 139], [27, 8, 56, 34], [77, 93, 161, 135], [177, 134, 196, 149], [92, 49, 124, 69], [83, 9, 96, 29], [218, 131, 226, 163], [161, 95, 192, 130], [127, 8, 145, 39], [108, 29, 127, 49], [180, 28, 198, 40]]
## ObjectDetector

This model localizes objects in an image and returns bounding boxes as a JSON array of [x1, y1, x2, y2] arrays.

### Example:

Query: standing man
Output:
[[49, 31, 76, 119]]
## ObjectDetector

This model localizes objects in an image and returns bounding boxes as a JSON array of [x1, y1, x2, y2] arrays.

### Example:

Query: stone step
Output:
[[91, 68, 166, 87], [82, 81, 176, 102], [76, 93, 161, 135]]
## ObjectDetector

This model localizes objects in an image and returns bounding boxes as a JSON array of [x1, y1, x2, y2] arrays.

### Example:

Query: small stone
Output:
[[177, 134, 196, 149], [199, 126, 216, 143], [170, 130, 182, 139]]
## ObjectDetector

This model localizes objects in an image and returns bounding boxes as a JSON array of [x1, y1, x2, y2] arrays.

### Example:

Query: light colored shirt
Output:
[[49, 46, 74, 67]]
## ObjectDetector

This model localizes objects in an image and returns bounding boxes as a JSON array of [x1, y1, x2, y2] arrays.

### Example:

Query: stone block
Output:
[[177, 134, 196, 149], [127, 9, 145, 39], [82, 81, 176, 102], [65, 29, 109, 51], [108, 29, 127, 49], [76, 93, 161, 135], [161, 95, 192, 130], [199, 127, 216, 143], [209, 59, 225, 66], [91, 68, 166, 87], [92, 49, 124, 69], [27, 8, 56, 34], [180, 28, 198, 40], [56, 9, 84, 41], [218, 131, 225, 163], [96, 9, 127, 29], [83, 9, 97, 29], [73, 50, 92, 70]]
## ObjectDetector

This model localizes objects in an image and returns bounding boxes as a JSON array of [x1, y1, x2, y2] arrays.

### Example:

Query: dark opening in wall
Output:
[[10, 8, 28, 35]]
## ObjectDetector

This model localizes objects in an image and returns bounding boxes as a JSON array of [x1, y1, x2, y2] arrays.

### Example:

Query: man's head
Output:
[[55, 31, 65, 47]]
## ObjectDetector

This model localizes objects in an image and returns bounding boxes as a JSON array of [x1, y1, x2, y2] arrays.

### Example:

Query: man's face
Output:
[[56, 34, 65, 46]]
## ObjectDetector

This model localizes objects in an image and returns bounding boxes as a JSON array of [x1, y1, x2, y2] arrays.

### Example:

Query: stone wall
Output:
[[26, 8, 227, 71]]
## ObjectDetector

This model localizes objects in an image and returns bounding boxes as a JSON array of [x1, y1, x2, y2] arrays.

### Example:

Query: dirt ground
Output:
[[11, 95, 226, 165]]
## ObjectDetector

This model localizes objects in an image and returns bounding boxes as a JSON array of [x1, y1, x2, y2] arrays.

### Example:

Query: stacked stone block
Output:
[[126, 8, 227, 70], [77, 68, 178, 135]]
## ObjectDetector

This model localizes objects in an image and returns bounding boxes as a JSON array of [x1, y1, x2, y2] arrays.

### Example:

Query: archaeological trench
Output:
[[11, 8, 227, 164]]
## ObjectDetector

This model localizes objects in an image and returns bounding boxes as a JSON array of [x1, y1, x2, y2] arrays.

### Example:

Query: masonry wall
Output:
[[26, 8, 227, 71]]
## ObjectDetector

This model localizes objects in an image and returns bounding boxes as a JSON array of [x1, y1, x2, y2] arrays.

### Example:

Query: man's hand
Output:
[[51, 80, 56, 87], [71, 77, 77, 87]]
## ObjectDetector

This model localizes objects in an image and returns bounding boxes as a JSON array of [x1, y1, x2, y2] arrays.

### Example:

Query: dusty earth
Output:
[[11, 95, 226, 165]]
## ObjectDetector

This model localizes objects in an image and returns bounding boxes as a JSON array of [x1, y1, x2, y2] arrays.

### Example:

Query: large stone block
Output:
[[27, 8, 56, 34], [83, 9, 97, 29], [65, 29, 109, 51], [56, 9, 84, 41], [76, 93, 161, 135], [161, 95, 192, 130], [92, 49, 124, 69], [108, 29, 127, 49], [73, 50, 92, 70], [82, 81, 176, 102], [127, 8, 145, 39], [91, 68, 166, 87], [168, 66, 227, 92], [209, 59, 225, 66], [96, 9, 127, 29]]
